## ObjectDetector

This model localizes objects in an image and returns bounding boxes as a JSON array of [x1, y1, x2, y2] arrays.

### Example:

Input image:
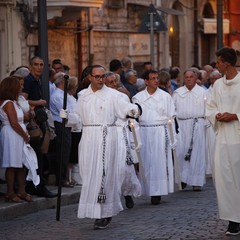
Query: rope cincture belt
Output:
[[177, 117, 205, 161], [83, 124, 116, 204], [122, 126, 134, 166], [141, 123, 167, 128]]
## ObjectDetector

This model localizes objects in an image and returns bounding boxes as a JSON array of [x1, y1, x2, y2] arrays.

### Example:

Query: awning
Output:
[[202, 18, 230, 34]]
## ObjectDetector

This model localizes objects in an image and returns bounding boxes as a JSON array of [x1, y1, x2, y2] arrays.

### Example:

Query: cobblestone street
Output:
[[0, 178, 238, 240]]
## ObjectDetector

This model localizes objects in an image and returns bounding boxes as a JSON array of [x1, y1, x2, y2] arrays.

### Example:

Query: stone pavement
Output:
[[0, 177, 239, 240], [0, 181, 81, 221]]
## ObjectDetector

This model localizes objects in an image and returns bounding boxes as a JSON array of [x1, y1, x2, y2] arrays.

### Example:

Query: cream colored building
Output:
[[0, 0, 231, 80]]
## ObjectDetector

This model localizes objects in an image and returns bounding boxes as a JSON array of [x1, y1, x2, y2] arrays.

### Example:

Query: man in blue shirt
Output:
[[23, 56, 57, 198]]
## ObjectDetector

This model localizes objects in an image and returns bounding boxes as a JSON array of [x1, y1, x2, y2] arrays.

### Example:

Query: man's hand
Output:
[[127, 109, 139, 119], [39, 99, 47, 106], [135, 143, 142, 152], [216, 112, 238, 122], [60, 109, 68, 119]]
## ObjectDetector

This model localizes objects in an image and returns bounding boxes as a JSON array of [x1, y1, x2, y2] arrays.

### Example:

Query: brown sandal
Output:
[[5, 193, 24, 203], [17, 193, 33, 202]]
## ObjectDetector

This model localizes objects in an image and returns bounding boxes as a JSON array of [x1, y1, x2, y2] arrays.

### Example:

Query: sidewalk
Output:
[[0, 181, 81, 221]]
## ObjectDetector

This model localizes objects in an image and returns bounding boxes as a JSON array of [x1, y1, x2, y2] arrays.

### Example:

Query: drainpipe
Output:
[[217, 0, 223, 49], [77, 18, 82, 83], [193, 0, 198, 66], [88, 8, 94, 65], [37, 0, 49, 106]]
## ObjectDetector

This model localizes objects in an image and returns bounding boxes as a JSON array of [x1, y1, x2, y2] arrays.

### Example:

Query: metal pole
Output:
[[150, 12, 155, 68], [56, 75, 69, 221], [37, 0, 49, 107], [217, 0, 223, 49]]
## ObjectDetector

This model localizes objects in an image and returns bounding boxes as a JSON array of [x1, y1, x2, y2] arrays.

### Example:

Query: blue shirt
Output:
[[23, 74, 42, 100], [50, 88, 72, 123]]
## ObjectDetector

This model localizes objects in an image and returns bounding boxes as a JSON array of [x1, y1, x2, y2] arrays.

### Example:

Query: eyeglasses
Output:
[[91, 74, 106, 80]]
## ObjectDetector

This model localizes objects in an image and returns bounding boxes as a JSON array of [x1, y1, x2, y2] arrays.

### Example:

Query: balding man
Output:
[[173, 69, 207, 191], [202, 64, 214, 88], [105, 71, 141, 209], [124, 69, 138, 100], [50, 72, 73, 188]]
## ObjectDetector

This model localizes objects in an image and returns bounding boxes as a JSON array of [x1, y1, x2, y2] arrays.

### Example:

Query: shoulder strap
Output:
[[0, 100, 12, 109]]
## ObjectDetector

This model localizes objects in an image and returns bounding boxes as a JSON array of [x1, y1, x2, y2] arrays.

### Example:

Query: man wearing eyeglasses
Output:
[[63, 65, 141, 230], [132, 70, 176, 205]]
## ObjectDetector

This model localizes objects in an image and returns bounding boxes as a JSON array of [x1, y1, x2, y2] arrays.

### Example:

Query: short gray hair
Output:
[[54, 72, 65, 85], [125, 69, 137, 80], [15, 67, 30, 78]]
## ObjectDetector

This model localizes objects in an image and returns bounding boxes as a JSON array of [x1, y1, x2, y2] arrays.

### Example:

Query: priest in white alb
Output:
[[173, 69, 207, 191], [206, 47, 240, 236], [132, 70, 176, 205], [64, 65, 140, 230]]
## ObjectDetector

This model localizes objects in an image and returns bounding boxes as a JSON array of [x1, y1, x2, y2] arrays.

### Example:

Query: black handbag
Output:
[[34, 106, 48, 125]]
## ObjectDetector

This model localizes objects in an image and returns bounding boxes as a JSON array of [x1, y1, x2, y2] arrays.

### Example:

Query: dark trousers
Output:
[[54, 121, 72, 184], [69, 132, 82, 164]]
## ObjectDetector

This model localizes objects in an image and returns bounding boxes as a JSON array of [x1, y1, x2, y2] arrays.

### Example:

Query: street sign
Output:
[[139, 4, 167, 32]]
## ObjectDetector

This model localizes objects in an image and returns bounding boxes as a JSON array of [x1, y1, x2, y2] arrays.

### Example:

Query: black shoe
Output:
[[124, 195, 134, 209], [55, 181, 74, 188], [181, 182, 187, 189], [225, 221, 240, 236], [94, 217, 112, 230], [0, 192, 5, 197], [62, 181, 74, 188], [151, 196, 161, 205], [192, 186, 202, 191], [25, 181, 38, 195], [0, 179, 6, 184], [36, 186, 57, 198]]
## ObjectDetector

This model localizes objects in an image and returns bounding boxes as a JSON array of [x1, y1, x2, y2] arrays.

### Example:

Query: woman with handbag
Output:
[[0, 76, 33, 203]]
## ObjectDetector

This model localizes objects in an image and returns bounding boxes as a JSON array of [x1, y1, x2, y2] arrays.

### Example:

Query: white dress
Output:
[[75, 85, 138, 219], [132, 88, 176, 196], [173, 84, 207, 187], [115, 93, 141, 198], [0, 100, 26, 168], [206, 73, 240, 222]]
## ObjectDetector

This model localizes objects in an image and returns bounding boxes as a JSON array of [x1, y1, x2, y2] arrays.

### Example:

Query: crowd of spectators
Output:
[[0, 49, 239, 236]]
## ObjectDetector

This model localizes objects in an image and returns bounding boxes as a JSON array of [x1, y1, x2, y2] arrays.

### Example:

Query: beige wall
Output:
[[0, 0, 221, 80]]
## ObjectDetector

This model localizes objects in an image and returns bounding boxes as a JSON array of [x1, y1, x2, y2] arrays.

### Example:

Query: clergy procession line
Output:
[[0, 47, 240, 237]]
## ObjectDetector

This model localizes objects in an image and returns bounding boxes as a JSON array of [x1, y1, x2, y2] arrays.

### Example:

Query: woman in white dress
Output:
[[0, 76, 31, 203]]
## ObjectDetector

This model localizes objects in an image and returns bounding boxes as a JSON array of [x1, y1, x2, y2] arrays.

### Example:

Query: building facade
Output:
[[0, 0, 239, 80]]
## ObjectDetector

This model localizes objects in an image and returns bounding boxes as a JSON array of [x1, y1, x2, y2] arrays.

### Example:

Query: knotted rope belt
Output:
[[122, 126, 134, 165], [177, 117, 204, 161], [83, 124, 115, 204]]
